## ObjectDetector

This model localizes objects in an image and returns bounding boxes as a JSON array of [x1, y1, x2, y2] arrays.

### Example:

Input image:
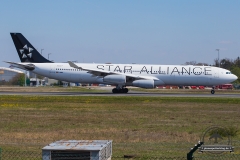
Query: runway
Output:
[[1, 91, 240, 98]]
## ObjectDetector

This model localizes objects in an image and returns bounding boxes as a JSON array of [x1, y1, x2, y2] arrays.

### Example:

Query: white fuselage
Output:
[[31, 63, 237, 87]]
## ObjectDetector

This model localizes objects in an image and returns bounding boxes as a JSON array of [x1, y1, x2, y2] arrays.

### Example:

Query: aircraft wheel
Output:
[[112, 88, 118, 93], [112, 88, 128, 93], [123, 88, 129, 93], [119, 89, 123, 93], [211, 90, 215, 94]]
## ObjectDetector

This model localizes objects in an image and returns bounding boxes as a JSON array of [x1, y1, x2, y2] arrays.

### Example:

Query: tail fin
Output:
[[10, 33, 53, 63]]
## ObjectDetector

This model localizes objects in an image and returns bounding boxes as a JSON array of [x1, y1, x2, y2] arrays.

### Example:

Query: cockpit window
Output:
[[226, 72, 232, 74]]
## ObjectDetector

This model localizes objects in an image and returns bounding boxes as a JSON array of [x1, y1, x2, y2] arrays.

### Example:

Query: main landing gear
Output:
[[211, 86, 215, 94], [112, 86, 129, 93]]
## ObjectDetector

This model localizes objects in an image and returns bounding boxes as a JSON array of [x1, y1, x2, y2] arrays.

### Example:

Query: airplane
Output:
[[5, 33, 238, 94]]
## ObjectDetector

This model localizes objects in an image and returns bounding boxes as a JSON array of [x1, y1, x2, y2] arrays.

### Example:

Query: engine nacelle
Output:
[[103, 74, 126, 84], [132, 79, 154, 89]]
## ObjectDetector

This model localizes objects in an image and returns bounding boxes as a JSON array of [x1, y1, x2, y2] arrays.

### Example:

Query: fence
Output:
[[0, 136, 240, 159], [0, 148, 240, 159], [1, 151, 240, 159], [0, 150, 188, 159]]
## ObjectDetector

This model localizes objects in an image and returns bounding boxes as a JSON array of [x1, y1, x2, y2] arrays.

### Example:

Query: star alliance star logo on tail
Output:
[[19, 44, 33, 59]]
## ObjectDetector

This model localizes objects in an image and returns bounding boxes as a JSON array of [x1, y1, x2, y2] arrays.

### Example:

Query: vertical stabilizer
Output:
[[10, 33, 53, 63]]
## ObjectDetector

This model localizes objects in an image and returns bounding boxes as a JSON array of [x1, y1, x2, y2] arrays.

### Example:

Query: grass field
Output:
[[0, 86, 107, 92], [130, 87, 240, 94], [0, 95, 240, 158]]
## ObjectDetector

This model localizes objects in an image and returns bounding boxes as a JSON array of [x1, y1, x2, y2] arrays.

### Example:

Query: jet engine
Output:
[[132, 79, 154, 89], [103, 74, 126, 84]]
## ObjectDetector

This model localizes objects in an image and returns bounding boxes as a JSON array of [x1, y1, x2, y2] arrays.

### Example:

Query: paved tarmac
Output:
[[1, 91, 240, 98]]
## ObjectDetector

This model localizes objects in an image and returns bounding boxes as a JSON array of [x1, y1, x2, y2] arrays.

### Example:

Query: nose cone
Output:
[[232, 74, 238, 81]]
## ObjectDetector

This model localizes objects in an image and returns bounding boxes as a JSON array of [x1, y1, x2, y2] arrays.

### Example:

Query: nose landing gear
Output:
[[211, 87, 215, 94]]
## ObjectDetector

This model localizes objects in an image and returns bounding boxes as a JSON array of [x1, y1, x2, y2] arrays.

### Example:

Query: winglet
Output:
[[68, 61, 82, 69]]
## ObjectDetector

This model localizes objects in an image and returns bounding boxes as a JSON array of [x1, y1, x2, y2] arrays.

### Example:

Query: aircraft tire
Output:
[[211, 90, 215, 94], [112, 88, 118, 93], [123, 88, 129, 93], [112, 88, 128, 93]]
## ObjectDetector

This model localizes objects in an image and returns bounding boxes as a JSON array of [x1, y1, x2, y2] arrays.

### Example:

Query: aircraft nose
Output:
[[232, 74, 238, 81]]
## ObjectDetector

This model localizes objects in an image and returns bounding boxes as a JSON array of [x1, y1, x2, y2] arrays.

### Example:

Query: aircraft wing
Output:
[[68, 61, 159, 81], [4, 61, 35, 70]]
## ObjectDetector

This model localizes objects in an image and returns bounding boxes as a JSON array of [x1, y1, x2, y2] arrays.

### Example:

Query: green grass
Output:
[[0, 86, 108, 92], [0, 96, 240, 158], [130, 87, 240, 94]]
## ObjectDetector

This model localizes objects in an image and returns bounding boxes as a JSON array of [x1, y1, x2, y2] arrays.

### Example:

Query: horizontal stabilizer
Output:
[[4, 61, 35, 71]]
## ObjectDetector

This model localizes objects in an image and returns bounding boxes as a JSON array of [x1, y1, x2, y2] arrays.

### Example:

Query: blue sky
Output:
[[1, 0, 240, 67]]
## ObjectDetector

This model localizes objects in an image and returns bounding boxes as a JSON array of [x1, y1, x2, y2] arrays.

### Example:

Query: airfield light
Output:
[[216, 49, 220, 67], [48, 53, 52, 60]]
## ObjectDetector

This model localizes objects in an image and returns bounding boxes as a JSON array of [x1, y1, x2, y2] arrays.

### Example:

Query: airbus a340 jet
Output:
[[5, 33, 238, 94]]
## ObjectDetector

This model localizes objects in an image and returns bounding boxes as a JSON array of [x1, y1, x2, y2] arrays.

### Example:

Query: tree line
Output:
[[0, 73, 29, 86]]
